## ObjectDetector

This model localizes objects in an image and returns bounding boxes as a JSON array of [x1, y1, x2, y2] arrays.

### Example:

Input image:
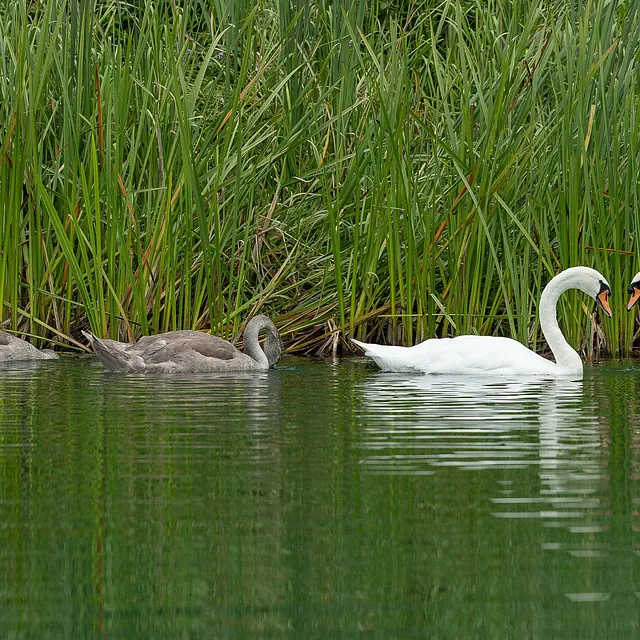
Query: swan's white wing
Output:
[[353, 335, 560, 376]]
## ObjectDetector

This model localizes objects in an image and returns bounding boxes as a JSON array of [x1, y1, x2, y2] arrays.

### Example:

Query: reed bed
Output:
[[1, 0, 639, 356]]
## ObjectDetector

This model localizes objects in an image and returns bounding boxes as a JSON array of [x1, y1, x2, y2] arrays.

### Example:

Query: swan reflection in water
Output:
[[357, 372, 607, 567], [0, 359, 60, 373], [88, 367, 284, 443], [356, 370, 625, 605], [356, 373, 602, 499]]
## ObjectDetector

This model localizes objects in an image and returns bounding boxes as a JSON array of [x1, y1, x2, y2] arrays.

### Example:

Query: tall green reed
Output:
[[0, 0, 639, 356]]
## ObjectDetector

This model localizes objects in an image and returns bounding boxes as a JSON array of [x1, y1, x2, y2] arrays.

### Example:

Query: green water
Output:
[[1, 358, 639, 637]]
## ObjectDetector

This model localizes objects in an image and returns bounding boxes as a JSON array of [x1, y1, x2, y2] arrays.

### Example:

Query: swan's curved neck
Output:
[[539, 273, 583, 374], [243, 322, 270, 368], [243, 317, 271, 369]]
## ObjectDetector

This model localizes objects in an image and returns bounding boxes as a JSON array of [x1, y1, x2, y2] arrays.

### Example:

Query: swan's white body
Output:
[[352, 335, 565, 376], [353, 267, 612, 379]]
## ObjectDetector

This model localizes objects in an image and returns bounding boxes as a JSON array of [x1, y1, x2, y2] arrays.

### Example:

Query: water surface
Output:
[[1, 358, 639, 637]]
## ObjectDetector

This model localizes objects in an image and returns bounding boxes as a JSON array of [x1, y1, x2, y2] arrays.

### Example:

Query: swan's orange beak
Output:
[[628, 286, 640, 311], [597, 288, 612, 317]]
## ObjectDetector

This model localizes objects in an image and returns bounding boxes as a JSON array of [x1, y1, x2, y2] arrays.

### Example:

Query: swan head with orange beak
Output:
[[596, 279, 613, 317], [628, 272, 640, 311]]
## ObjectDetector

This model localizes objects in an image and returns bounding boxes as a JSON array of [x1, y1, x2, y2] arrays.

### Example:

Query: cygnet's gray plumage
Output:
[[0, 331, 59, 362], [81, 315, 283, 373]]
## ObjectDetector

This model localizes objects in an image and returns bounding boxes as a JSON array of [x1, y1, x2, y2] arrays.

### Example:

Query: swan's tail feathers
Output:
[[351, 338, 370, 354], [82, 330, 137, 372], [351, 338, 419, 373], [352, 338, 386, 362]]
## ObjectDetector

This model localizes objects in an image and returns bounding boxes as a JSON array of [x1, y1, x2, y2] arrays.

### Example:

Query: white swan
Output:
[[352, 266, 612, 378], [0, 331, 58, 362], [81, 315, 282, 373], [628, 271, 640, 310]]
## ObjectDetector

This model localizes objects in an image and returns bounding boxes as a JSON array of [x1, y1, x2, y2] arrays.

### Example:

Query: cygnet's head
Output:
[[628, 271, 640, 311]]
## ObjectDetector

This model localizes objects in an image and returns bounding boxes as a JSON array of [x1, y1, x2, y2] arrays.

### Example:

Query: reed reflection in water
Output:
[[1, 360, 639, 636]]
